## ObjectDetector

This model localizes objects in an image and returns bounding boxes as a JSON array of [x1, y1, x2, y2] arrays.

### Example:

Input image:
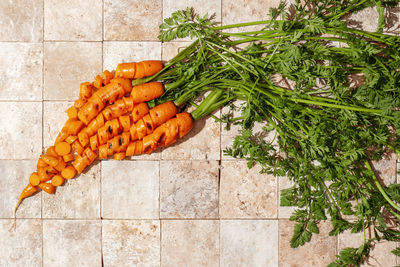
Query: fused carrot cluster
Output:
[[14, 60, 194, 219]]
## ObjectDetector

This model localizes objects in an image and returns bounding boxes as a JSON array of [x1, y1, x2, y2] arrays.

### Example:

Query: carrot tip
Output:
[[9, 198, 22, 232]]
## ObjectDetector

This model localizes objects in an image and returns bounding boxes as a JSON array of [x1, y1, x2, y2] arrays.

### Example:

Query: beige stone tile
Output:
[[104, 0, 161, 41], [279, 220, 337, 266], [278, 175, 297, 219], [220, 160, 277, 218], [0, 219, 42, 266], [222, 0, 279, 32], [0, 160, 40, 218], [338, 228, 397, 267], [0, 0, 43, 41], [161, 41, 192, 62], [346, 7, 379, 32], [160, 160, 219, 218], [163, 0, 221, 41], [220, 220, 278, 266], [43, 220, 101, 267], [371, 159, 397, 186], [161, 220, 219, 267], [161, 110, 220, 160], [44, 42, 102, 100], [384, 4, 400, 35], [42, 163, 100, 219], [0, 43, 42, 101], [103, 41, 162, 71], [102, 160, 159, 219], [0, 102, 42, 159], [102, 220, 160, 267], [44, 0, 102, 41], [43, 101, 72, 147]]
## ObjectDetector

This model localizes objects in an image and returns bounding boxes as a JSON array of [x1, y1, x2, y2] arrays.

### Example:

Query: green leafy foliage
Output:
[[135, 1, 400, 265]]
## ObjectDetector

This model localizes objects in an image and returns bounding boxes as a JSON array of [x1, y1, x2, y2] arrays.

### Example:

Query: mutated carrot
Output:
[[51, 175, 65, 187], [61, 166, 77, 179], [29, 172, 41, 186], [38, 183, 55, 194], [11, 184, 38, 230], [115, 61, 163, 79], [55, 142, 71, 156], [131, 82, 164, 104]]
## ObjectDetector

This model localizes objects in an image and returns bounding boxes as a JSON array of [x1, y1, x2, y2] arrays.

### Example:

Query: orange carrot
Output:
[[131, 103, 149, 122], [90, 135, 99, 151], [93, 75, 103, 89], [66, 106, 79, 119], [72, 155, 90, 174], [78, 129, 90, 147], [131, 82, 164, 104], [46, 146, 59, 158], [37, 158, 47, 168], [41, 155, 59, 167], [61, 166, 77, 179], [38, 183, 55, 194], [55, 141, 71, 156], [114, 152, 126, 160], [51, 175, 65, 187], [86, 113, 105, 136], [54, 158, 66, 172], [65, 135, 78, 145], [63, 154, 74, 163], [11, 184, 38, 230], [55, 131, 69, 143], [115, 61, 163, 79], [101, 70, 113, 85], [71, 140, 84, 155], [119, 116, 130, 132], [79, 82, 94, 102], [29, 172, 41, 186]]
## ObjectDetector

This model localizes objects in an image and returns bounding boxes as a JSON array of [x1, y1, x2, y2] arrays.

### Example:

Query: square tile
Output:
[[0, 102, 42, 159], [103, 41, 162, 71], [42, 163, 100, 219], [0, 160, 41, 218], [163, 0, 221, 41], [102, 220, 160, 267], [346, 7, 379, 32], [338, 228, 397, 266], [0, 43, 42, 100], [279, 220, 337, 266], [104, 0, 162, 41], [102, 160, 159, 219], [222, 0, 279, 32], [161, 110, 220, 160], [43, 101, 72, 147], [161, 220, 219, 267], [160, 160, 219, 218], [0, 0, 43, 41], [0, 219, 42, 266], [44, 0, 102, 41], [220, 220, 278, 266], [220, 160, 277, 218], [43, 220, 101, 267], [162, 41, 192, 62], [44, 42, 102, 100]]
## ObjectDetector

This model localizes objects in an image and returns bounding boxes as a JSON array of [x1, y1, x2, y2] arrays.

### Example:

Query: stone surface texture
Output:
[[0, 0, 398, 266]]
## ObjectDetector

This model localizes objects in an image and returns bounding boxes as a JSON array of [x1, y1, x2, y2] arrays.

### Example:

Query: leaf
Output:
[[291, 222, 312, 248]]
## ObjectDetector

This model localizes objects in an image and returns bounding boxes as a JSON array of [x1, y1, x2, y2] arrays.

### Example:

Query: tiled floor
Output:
[[0, 0, 399, 266]]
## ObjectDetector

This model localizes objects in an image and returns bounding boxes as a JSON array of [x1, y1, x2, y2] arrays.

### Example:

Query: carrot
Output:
[[78, 130, 90, 147], [79, 82, 94, 102], [129, 101, 178, 141], [131, 82, 164, 104], [63, 153, 74, 162], [93, 75, 103, 89], [41, 155, 59, 167], [67, 120, 84, 135], [74, 99, 85, 109], [83, 147, 97, 163], [38, 166, 57, 182], [51, 175, 65, 187], [65, 135, 77, 144], [38, 183, 55, 194], [115, 61, 163, 79], [71, 140, 84, 155], [101, 70, 113, 85], [72, 155, 90, 174], [29, 172, 41, 186], [61, 166, 77, 179], [55, 131, 69, 143], [132, 102, 149, 123], [66, 106, 78, 119], [176, 112, 194, 138], [114, 152, 126, 160], [46, 146, 59, 158], [110, 78, 132, 94], [86, 113, 105, 136], [98, 144, 108, 159], [37, 158, 47, 168], [11, 184, 38, 230], [119, 116, 130, 132], [90, 135, 99, 151], [54, 158, 66, 172], [55, 141, 71, 156]]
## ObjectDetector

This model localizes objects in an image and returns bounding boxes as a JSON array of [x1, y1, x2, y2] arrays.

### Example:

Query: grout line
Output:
[[41, 1, 45, 265]]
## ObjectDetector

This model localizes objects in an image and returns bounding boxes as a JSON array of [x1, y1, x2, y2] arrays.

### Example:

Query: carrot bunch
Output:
[[12, 60, 193, 227]]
